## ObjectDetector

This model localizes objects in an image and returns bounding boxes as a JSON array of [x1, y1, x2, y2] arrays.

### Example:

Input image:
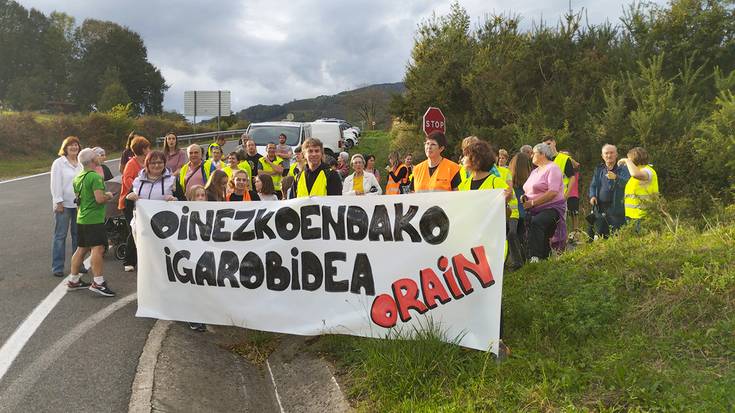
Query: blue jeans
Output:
[[51, 207, 78, 273]]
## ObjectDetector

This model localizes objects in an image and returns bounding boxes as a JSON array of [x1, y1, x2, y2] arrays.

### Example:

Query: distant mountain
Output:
[[236, 82, 405, 128]]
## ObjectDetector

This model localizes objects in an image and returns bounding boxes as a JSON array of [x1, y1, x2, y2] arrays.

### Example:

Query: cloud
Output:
[[16, 0, 666, 113]]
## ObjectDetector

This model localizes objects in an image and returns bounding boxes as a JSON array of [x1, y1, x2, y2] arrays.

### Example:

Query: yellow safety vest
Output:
[[553, 152, 571, 194], [259, 156, 284, 190], [288, 163, 300, 177], [207, 142, 221, 159], [179, 160, 214, 189], [235, 161, 253, 180], [296, 169, 327, 197], [497, 166, 519, 219], [458, 174, 509, 259], [624, 165, 659, 219]]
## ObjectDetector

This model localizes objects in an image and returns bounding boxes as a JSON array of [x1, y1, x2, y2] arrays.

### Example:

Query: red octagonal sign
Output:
[[423, 107, 446, 136]]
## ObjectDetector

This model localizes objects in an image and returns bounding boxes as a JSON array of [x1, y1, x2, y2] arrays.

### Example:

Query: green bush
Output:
[[316, 218, 735, 411], [0, 111, 207, 158]]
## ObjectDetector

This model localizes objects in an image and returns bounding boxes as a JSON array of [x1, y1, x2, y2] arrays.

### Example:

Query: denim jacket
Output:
[[588, 163, 630, 217]]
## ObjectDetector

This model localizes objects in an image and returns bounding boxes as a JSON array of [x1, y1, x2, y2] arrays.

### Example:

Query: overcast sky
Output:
[[19, 0, 666, 114]]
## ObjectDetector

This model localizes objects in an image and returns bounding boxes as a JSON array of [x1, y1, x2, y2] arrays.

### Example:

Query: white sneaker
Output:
[[124, 265, 135, 272], [529, 256, 540, 263]]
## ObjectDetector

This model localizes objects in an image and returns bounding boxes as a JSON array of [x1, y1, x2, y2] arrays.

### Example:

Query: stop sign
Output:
[[423, 107, 446, 136]]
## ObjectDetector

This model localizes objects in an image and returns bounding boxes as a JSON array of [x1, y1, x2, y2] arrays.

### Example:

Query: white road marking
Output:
[[0, 171, 53, 185], [0, 294, 137, 412], [0, 280, 67, 381], [0, 159, 120, 185], [266, 359, 286, 413], [128, 320, 172, 413]]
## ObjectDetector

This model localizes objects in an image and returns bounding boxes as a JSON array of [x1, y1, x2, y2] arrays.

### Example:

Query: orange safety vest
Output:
[[226, 191, 252, 201], [386, 164, 408, 195], [412, 158, 461, 192]]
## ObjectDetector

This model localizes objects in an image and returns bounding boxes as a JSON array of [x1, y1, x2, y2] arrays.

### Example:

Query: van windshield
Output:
[[248, 126, 301, 146]]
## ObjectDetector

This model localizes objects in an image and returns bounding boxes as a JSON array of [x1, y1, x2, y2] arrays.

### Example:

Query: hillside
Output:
[[235, 82, 405, 128], [312, 209, 735, 411]]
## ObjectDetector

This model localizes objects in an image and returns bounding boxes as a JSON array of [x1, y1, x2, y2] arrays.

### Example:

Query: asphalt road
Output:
[[0, 141, 279, 413], [0, 159, 155, 412]]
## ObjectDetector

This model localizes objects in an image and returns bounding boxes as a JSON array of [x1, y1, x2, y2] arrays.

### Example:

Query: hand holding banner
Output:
[[135, 191, 506, 353]]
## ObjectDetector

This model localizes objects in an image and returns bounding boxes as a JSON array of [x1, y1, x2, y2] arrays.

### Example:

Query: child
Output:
[[185, 184, 207, 202], [204, 169, 229, 201], [280, 175, 295, 200], [185, 184, 208, 332], [227, 170, 259, 201]]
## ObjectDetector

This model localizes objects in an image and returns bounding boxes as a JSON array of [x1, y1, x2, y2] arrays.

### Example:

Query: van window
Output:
[[248, 126, 301, 146]]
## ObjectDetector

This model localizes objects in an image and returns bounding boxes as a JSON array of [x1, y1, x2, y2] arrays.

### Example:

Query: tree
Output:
[[72, 19, 168, 114], [97, 67, 131, 112]]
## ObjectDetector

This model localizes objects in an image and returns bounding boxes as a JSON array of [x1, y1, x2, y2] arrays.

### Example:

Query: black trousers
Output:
[[527, 209, 559, 259], [587, 202, 625, 240], [123, 205, 137, 266]]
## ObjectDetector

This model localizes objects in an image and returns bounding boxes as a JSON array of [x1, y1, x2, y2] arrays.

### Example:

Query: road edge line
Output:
[[266, 359, 286, 413], [0, 281, 67, 381], [0, 159, 120, 185], [128, 319, 172, 413]]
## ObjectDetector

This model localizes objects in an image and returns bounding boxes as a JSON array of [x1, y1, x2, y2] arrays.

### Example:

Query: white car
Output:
[[245, 121, 311, 156]]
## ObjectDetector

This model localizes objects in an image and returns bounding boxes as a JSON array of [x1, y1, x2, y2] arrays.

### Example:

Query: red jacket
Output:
[[118, 157, 143, 210]]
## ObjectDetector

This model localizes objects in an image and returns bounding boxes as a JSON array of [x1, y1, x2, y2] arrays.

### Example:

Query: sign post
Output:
[[423, 107, 446, 136], [184, 90, 232, 131]]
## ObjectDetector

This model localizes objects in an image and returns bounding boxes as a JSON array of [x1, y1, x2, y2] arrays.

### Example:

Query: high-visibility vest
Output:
[[259, 156, 284, 190], [413, 158, 461, 192], [288, 163, 300, 177], [234, 161, 253, 180], [458, 174, 509, 259], [496, 166, 519, 219], [207, 142, 221, 159], [553, 152, 571, 194], [386, 164, 408, 195], [226, 191, 252, 201], [457, 173, 506, 191], [624, 165, 659, 219], [296, 169, 327, 197], [179, 160, 214, 189]]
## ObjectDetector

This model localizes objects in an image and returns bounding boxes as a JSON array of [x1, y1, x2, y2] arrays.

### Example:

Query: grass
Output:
[[309, 217, 735, 411], [348, 130, 392, 186], [0, 151, 122, 180], [226, 330, 280, 365]]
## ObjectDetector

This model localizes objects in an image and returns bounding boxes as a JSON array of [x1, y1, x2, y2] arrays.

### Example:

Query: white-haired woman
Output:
[[521, 143, 567, 262], [343, 154, 382, 195]]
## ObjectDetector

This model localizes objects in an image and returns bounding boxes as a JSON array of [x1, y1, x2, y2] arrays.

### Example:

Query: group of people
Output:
[[49, 128, 660, 302]]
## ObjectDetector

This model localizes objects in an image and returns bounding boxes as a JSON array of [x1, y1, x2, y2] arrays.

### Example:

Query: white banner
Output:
[[135, 191, 506, 353]]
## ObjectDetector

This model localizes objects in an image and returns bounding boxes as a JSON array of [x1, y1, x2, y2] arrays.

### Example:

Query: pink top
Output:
[[165, 149, 187, 174], [523, 162, 564, 205], [568, 170, 580, 198], [183, 163, 206, 191]]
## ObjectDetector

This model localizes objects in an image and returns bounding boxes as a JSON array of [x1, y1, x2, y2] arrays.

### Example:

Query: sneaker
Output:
[[67, 278, 91, 291], [188, 322, 206, 332], [89, 281, 116, 297], [123, 265, 135, 272], [529, 256, 540, 263], [53, 271, 65, 277]]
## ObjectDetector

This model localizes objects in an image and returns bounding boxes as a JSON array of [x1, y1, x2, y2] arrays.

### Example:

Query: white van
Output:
[[309, 122, 344, 155], [245, 121, 311, 156]]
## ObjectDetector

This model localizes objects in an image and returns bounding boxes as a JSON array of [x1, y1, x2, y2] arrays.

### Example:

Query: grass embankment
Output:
[[347, 130, 392, 185], [313, 219, 735, 411], [0, 152, 123, 180]]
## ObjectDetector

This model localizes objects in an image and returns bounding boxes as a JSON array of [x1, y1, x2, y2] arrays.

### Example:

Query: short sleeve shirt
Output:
[[74, 171, 106, 224]]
